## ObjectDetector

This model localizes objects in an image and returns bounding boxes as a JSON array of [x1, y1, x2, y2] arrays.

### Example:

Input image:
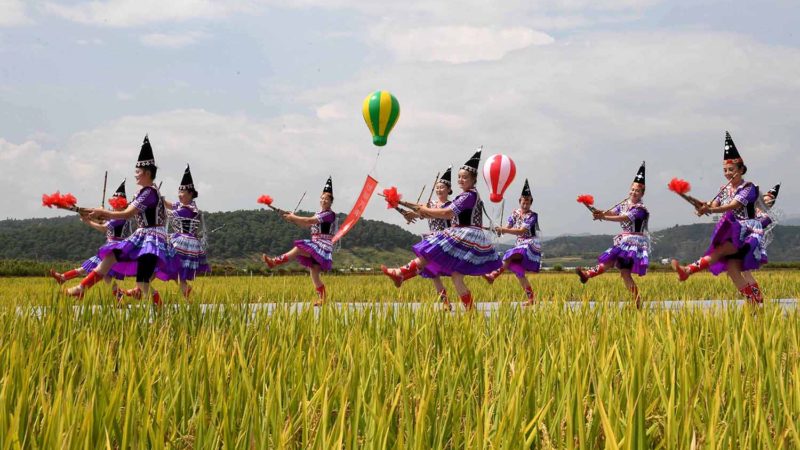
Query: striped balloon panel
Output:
[[362, 91, 400, 146], [483, 154, 516, 202]]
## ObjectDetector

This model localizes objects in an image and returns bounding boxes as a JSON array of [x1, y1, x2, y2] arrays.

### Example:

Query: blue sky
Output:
[[1, 0, 798, 236]]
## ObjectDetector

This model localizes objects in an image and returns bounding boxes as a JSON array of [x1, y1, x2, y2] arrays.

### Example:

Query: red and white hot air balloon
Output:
[[482, 153, 516, 203]]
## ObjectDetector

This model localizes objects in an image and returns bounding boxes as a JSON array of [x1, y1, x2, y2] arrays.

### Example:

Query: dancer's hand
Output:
[[592, 210, 605, 221], [493, 226, 503, 236], [695, 204, 710, 216], [87, 208, 107, 220]]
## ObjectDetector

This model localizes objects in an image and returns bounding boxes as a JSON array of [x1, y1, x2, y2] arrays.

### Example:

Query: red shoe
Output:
[[64, 286, 85, 299], [482, 272, 496, 285], [183, 285, 192, 299], [442, 299, 452, 312], [49, 269, 66, 285], [152, 290, 162, 306], [381, 265, 404, 288], [671, 259, 689, 282], [112, 286, 124, 303], [575, 267, 589, 284]]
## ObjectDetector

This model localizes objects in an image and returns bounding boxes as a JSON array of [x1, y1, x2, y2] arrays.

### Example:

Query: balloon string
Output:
[[368, 147, 382, 178]]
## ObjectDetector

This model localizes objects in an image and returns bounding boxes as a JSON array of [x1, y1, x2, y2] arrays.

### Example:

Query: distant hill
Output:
[[546, 223, 800, 263], [0, 210, 419, 269], [2, 212, 799, 271]]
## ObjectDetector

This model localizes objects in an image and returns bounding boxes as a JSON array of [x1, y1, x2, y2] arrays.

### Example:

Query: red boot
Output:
[[460, 292, 474, 311], [262, 253, 289, 269], [523, 286, 536, 306], [483, 267, 504, 285], [65, 271, 101, 299], [672, 256, 710, 282], [576, 265, 605, 284], [313, 284, 326, 306], [50, 268, 80, 285]]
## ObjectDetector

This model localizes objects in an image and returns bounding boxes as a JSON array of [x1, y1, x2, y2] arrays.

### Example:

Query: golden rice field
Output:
[[0, 273, 799, 448]]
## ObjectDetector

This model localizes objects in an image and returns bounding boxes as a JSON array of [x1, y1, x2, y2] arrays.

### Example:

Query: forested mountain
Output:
[[2, 211, 799, 272]]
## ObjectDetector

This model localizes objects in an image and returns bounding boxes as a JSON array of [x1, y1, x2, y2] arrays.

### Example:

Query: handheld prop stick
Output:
[[291, 191, 306, 214], [426, 171, 441, 205], [667, 178, 732, 215], [101, 171, 108, 209], [257, 195, 290, 215]]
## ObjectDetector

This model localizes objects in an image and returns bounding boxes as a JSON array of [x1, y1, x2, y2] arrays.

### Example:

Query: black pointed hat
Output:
[[633, 161, 645, 185], [136, 134, 156, 168], [323, 176, 333, 195], [461, 147, 482, 174], [723, 131, 743, 163], [112, 179, 126, 198], [521, 178, 532, 197], [440, 166, 452, 186], [767, 183, 781, 199], [179, 164, 195, 191], [438, 166, 453, 194]]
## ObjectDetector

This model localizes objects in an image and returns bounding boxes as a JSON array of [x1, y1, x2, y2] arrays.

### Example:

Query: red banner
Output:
[[332, 175, 378, 244]]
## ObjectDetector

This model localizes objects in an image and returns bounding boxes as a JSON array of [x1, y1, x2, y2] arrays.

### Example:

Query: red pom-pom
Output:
[[382, 187, 401, 209], [667, 178, 691, 195], [108, 197, 128, 209], [42, 191, 77, 209], [257, 195, 274, 206], [576, 194, 595, 206]]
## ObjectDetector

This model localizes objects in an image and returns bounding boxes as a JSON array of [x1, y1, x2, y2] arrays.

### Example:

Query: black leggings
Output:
[[112, 251, 158, 282]]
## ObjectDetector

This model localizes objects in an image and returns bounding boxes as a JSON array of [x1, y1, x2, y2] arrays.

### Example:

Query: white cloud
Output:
[[139, 31, 210, 48], [3, 30, 799, 234], [377, 26, 554, 63], [0, 0, 31, 26], [42, 0, 251, 27]]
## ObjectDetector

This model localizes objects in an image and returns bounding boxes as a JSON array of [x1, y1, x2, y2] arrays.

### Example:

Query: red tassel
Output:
[[667, 178, 691, 195], [576, 194, 595, 207], [108, 197, 128, 209], [382, 187, 402, 209], [42, 191, 78, 209], [256, 194, 274, 206]]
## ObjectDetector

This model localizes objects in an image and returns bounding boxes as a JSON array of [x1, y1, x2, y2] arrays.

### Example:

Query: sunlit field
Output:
[[0, 273, 798, 448]]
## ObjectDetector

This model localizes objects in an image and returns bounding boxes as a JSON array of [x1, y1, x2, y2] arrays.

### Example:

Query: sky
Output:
[[1, 0, 798, 237]]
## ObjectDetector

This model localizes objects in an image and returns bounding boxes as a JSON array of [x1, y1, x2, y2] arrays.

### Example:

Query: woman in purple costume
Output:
[[162, 164, 210, 299], [65, 135, 176, 305], [399, 167, 454, 310], [576, 162, 650, 308], [262, 176, 337, 306], [50, 179, 130, 301], [381, 148, 502, 310], [671, 132, 767, 305], [483, 179, 542, 306]]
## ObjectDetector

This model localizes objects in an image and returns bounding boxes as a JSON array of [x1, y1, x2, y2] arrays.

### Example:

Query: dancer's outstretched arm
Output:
[[79, 215, 107, 233], [86, 203, 138, 220], [282, 212, 319, 228], [416, 205, 454, 220]]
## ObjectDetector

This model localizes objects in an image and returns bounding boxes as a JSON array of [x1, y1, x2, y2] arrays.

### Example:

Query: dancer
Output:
[[671, 132, 767, 305], [400, 168, 454, 309], [49, 180, 131, 301], [262, 177, 337, 306], [739, 183, 780, 303], [65, 135, 176, 304], [381, 148, 502, 310], [576, 162, 650, 308], [483, 179, 541, 306], [162, 164, 210, 299]]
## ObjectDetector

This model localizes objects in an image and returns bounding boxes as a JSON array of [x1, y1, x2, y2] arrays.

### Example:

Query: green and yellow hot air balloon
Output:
[[362, 90, 400, 146]]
